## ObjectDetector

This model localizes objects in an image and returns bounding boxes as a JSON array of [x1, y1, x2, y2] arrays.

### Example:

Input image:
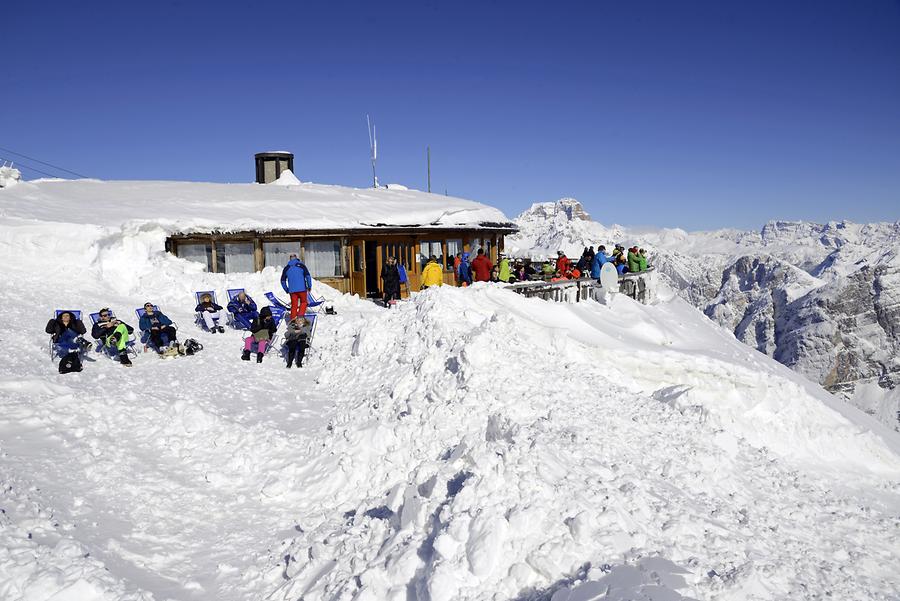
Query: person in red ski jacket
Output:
[[470, 248, 493, 282], [555, 250, 572, 274]]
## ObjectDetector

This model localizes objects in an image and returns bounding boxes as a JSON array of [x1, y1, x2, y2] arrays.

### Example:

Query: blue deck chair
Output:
[[305, 312, 320, 347], [135, 306, 178, 352], [277, 311, 320, 365], [226, 288, 258, 330], [193, 290, 228, 331], [89, 310, 138, 359], [48, 309, 87, 360], [265, 290, 324, 320], [244, 331, 281, 356], [242, 311, 281, 356], [308, 290, 325, 309]]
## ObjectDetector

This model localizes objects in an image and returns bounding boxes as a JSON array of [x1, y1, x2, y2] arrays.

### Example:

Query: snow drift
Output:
[[1, 181, 899, 601]]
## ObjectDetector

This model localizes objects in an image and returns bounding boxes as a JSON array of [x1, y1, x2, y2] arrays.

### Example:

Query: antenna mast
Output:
[[367, 114, 378, 188], [427, 146, 431, 193]]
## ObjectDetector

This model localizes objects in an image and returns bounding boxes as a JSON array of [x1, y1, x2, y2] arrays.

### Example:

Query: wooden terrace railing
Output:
[[505, 267, 656, 305]]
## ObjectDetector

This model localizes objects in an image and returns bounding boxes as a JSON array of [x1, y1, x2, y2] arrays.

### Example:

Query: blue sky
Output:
[[3, 0, 899, 230]]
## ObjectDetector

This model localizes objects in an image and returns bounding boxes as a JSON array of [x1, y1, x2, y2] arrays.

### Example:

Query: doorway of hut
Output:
[[364, 241, 380, 299]]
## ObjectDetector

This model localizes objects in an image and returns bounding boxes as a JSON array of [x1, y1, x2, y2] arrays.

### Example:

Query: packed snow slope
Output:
[[1, 184, 900, 601], [507, 199, 900, 431]]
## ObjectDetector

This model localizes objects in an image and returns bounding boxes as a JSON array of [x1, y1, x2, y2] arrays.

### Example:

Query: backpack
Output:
[[58, 352, 83, 374], [184, 339, 203, 355]]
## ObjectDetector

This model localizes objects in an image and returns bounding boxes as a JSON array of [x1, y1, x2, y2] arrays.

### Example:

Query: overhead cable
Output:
[[0, 145, 89, 178], [0, 156, 60, 178]]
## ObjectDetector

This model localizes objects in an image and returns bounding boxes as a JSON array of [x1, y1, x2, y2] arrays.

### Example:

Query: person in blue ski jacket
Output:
[[457, 252, 473, 286], [139, 303, 179, 352], [280, 254, 312, 319], [590, 245, 615, 278], [227, 291, 258, 329]]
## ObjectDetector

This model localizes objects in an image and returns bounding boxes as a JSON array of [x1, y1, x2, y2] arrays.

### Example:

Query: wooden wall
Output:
[[168, 229, 508, 298]]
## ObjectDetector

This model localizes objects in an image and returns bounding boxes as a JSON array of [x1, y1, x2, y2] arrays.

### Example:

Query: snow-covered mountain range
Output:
[[507, 199, 900, 429]]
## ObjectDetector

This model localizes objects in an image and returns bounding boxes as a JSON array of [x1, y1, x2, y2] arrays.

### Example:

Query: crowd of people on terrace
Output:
[[380, 245, 652, 302]]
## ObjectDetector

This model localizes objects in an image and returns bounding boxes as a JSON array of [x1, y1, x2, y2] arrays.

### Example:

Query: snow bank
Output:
[[271, 168, 301, 186]]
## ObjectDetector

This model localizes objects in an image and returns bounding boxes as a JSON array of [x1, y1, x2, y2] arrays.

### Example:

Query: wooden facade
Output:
[[165, 226, 516, 299]]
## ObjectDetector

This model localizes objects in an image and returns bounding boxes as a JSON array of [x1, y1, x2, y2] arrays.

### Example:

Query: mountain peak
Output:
[[520, 198, 592, 222]]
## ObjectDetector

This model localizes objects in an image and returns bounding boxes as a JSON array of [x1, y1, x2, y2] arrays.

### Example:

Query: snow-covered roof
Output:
[[0, 178, 515, 235]]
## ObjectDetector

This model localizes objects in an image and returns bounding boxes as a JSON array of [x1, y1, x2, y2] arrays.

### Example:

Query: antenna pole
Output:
[[367, 114, 378, 188], [427, 146, 431, 193]]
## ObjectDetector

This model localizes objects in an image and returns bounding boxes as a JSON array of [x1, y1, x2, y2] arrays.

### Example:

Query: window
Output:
[[419, 241, 443, 270], [446, 239, 462, 269], [263, 241, 299, 270], [470, 237, 492, 257], [304, 240, 342, 278], [177, 242, 212, 272], [353, 244, 363, 272], [382, 242, 414, 271], [216, 242, 255, 274]]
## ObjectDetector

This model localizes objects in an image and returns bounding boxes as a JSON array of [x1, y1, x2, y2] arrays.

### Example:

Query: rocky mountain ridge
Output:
[[506, 199, 900, 429]]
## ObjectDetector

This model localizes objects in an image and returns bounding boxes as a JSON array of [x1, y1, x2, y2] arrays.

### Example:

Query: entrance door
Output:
[[365, 241, 380, 298], [350, 240, 366, 297]]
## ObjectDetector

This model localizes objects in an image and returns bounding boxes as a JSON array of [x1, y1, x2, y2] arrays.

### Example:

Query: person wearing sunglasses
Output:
[[91, 308, 135, 366], [139, 303, 181, 355]]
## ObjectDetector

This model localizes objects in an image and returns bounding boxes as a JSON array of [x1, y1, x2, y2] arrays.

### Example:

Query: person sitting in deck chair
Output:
[[227, 291, 258, 329], [139, 303, 181, 354], [284, 316, 310, 369], [280, 254, 312, 320], [242, 306, 277, 363], [45, 311, 89, 373], [195, 293, 227, 333], [91, 308, 134, 366]]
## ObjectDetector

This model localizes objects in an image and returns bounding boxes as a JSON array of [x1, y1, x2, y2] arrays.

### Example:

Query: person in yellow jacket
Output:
[[421, 255, 444, 289]]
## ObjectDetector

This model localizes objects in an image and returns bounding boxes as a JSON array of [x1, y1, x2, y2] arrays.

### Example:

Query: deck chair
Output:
[[194, 290, 229, 331], [305, 312, 320, 347], [264, 291, 290, 317], [243, 331, 281, 356], [135, 306, 178, 353], [48, 309, 87, 361], [277, 312, 319, 365], [89, 310, 138, 359], [265, 290, 324, 320], [226, 288, 258, 330], [242, 311, 281, 356]]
